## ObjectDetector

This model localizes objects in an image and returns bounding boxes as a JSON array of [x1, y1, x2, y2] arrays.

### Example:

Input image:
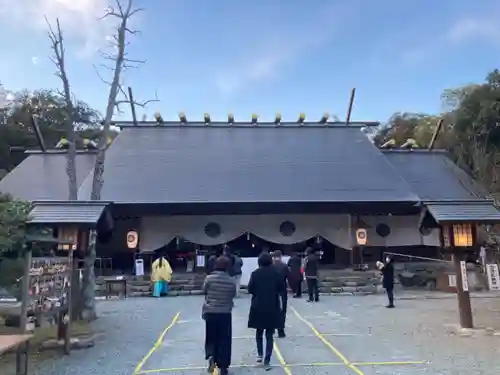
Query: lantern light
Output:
[[126, 230, 139, 249], [319, 113, 329, 124], [298, 113, 306, 124], [204, 113, 211, 124], [178, 112, 187, 124], [452, 224, 473, 247], [228, 113, 235, 124], [251, 113, 258, 124], [355, 228, 367, 246], [154, 112, 163, 124], [274, 113, 282, 124]]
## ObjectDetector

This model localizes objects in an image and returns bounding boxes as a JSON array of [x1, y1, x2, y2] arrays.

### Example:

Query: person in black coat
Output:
[[304, 247, 319, 302], [272, 250, 290, 338], [287, 252, 302, 298], [206, 252, 217, 274], [381, 256, 395, 308], [247, 252, 284, 369]]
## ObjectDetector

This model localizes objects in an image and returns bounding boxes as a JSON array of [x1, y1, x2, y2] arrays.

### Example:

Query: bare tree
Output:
[[46, 18, 78, 200], [80, 0, 157, 320]]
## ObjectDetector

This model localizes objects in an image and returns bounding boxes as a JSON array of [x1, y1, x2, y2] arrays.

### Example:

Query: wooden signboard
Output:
[[29, 256, 71, 317]]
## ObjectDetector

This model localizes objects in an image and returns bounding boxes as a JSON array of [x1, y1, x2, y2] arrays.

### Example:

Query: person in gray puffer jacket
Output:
[[202, 256, 236, 375]]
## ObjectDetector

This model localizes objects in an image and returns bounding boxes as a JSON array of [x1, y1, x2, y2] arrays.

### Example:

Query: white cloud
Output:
[[213, 3, 351, 95], [214, 51, 294, 95], [0, 0, 118, 57], [31, 56, 38, 65], [444, 17, 500, 45]]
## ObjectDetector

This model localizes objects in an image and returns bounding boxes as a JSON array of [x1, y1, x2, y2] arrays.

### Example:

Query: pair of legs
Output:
[[204, 313, 232, 374], [276, 293, 287, 338], [152, 280, 168, 297], [256, 328, 274, 367], [291, 275, 302, 298], [386, 287, 395, 308], [306, 278, 319, 302], [233, 275, 241, 297]]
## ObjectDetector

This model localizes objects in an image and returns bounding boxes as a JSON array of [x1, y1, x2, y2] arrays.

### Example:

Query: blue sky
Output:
[[1, 0, 499, 123]]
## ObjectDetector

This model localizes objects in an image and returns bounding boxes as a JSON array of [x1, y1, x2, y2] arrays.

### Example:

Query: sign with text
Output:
[[135, 259, 144, 276], [460, 260, 469, 292], [29, 257, 71, 316], [486, 264, 500, 291], [448, 274, 457, 288]]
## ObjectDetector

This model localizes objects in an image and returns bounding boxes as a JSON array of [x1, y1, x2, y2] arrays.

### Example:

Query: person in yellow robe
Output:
[[151, 254, 172, 297]]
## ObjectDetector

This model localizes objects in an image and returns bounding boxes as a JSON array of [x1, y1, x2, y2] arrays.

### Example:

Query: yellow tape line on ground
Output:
[[290, 306, 365, 375], [273, 341, 293, 375], [133, 312, 181, 375]]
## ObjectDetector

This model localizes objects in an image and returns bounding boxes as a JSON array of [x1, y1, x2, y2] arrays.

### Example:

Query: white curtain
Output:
[[359, 215, 440, 247], [138, 214, 352, 251], [138, 214, 438, 252]]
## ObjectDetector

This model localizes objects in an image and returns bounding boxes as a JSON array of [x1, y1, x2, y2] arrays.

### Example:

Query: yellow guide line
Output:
[[290, 306, 365, 375], [273, 341, 293, 375], [133, 312, 181, 375]]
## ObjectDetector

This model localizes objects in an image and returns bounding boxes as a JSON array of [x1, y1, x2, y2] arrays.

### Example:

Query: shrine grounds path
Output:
[[29, 294, 500, 375]]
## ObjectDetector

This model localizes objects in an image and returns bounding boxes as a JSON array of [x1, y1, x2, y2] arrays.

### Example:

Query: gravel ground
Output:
[[17, 293, 500, 375]]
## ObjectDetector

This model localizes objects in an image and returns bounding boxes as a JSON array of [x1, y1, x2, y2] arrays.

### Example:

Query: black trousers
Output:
[[256, 328, 274, 363], [278, 293, 288, 333], [204, 313, 232, 369], [290, 274, 302, 297], [306, 278, 319, 301], [386, 287, 394, 306]]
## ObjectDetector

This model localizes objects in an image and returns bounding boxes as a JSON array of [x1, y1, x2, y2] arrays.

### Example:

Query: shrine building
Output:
[[1, 115, 500, 274]]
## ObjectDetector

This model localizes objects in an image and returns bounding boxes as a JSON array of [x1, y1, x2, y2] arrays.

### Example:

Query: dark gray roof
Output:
[[28, 201, 110, 224], [383, 150, 488, 201], [425, 201, 500, 224], [0, 152, 95, 201], [78, 126, 419, 203]]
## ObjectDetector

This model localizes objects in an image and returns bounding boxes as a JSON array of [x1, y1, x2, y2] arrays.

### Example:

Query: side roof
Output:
[[382, 150, 489, 201], [0, 151, 95, 201], [78, 125, 419, 204]]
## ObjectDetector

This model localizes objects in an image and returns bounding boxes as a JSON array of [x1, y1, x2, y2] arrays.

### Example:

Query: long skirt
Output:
[[152, 280, 168, 297], [205, 313, 232, 369]]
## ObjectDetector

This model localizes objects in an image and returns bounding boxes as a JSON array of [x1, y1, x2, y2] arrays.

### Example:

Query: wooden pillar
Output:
[[452, 251, 473, 328]]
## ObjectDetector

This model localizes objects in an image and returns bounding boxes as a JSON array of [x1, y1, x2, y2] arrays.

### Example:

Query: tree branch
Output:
[[96, 0, 158, 133], [45, 16, 78, 200]]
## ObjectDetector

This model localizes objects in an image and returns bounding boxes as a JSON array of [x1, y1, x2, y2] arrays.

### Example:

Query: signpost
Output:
[[459, 260, 469, 292], [486, 263, 500, 291], [20, 236, 75, 355], [441, 223, 475, 329]]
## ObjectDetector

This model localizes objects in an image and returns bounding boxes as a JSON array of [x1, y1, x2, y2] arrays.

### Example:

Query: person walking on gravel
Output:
[[248, 252, 284, 370], [380, 256, 395, 308], [202, 256, 237, 375], [304, 247, 320, 302], [272, 250, 290, 338]]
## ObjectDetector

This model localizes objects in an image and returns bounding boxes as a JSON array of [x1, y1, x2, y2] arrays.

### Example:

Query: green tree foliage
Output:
[[0, 88, 113, 176], [0, 193, 32, 255], [374, 69, 500, 194]]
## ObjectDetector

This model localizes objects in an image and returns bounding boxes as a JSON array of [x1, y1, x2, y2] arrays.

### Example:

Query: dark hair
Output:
[[306, 247, 314, 255], [258, 252, 273, 267], [272, 250, 282, 258], [215, 256, 231, 271]]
